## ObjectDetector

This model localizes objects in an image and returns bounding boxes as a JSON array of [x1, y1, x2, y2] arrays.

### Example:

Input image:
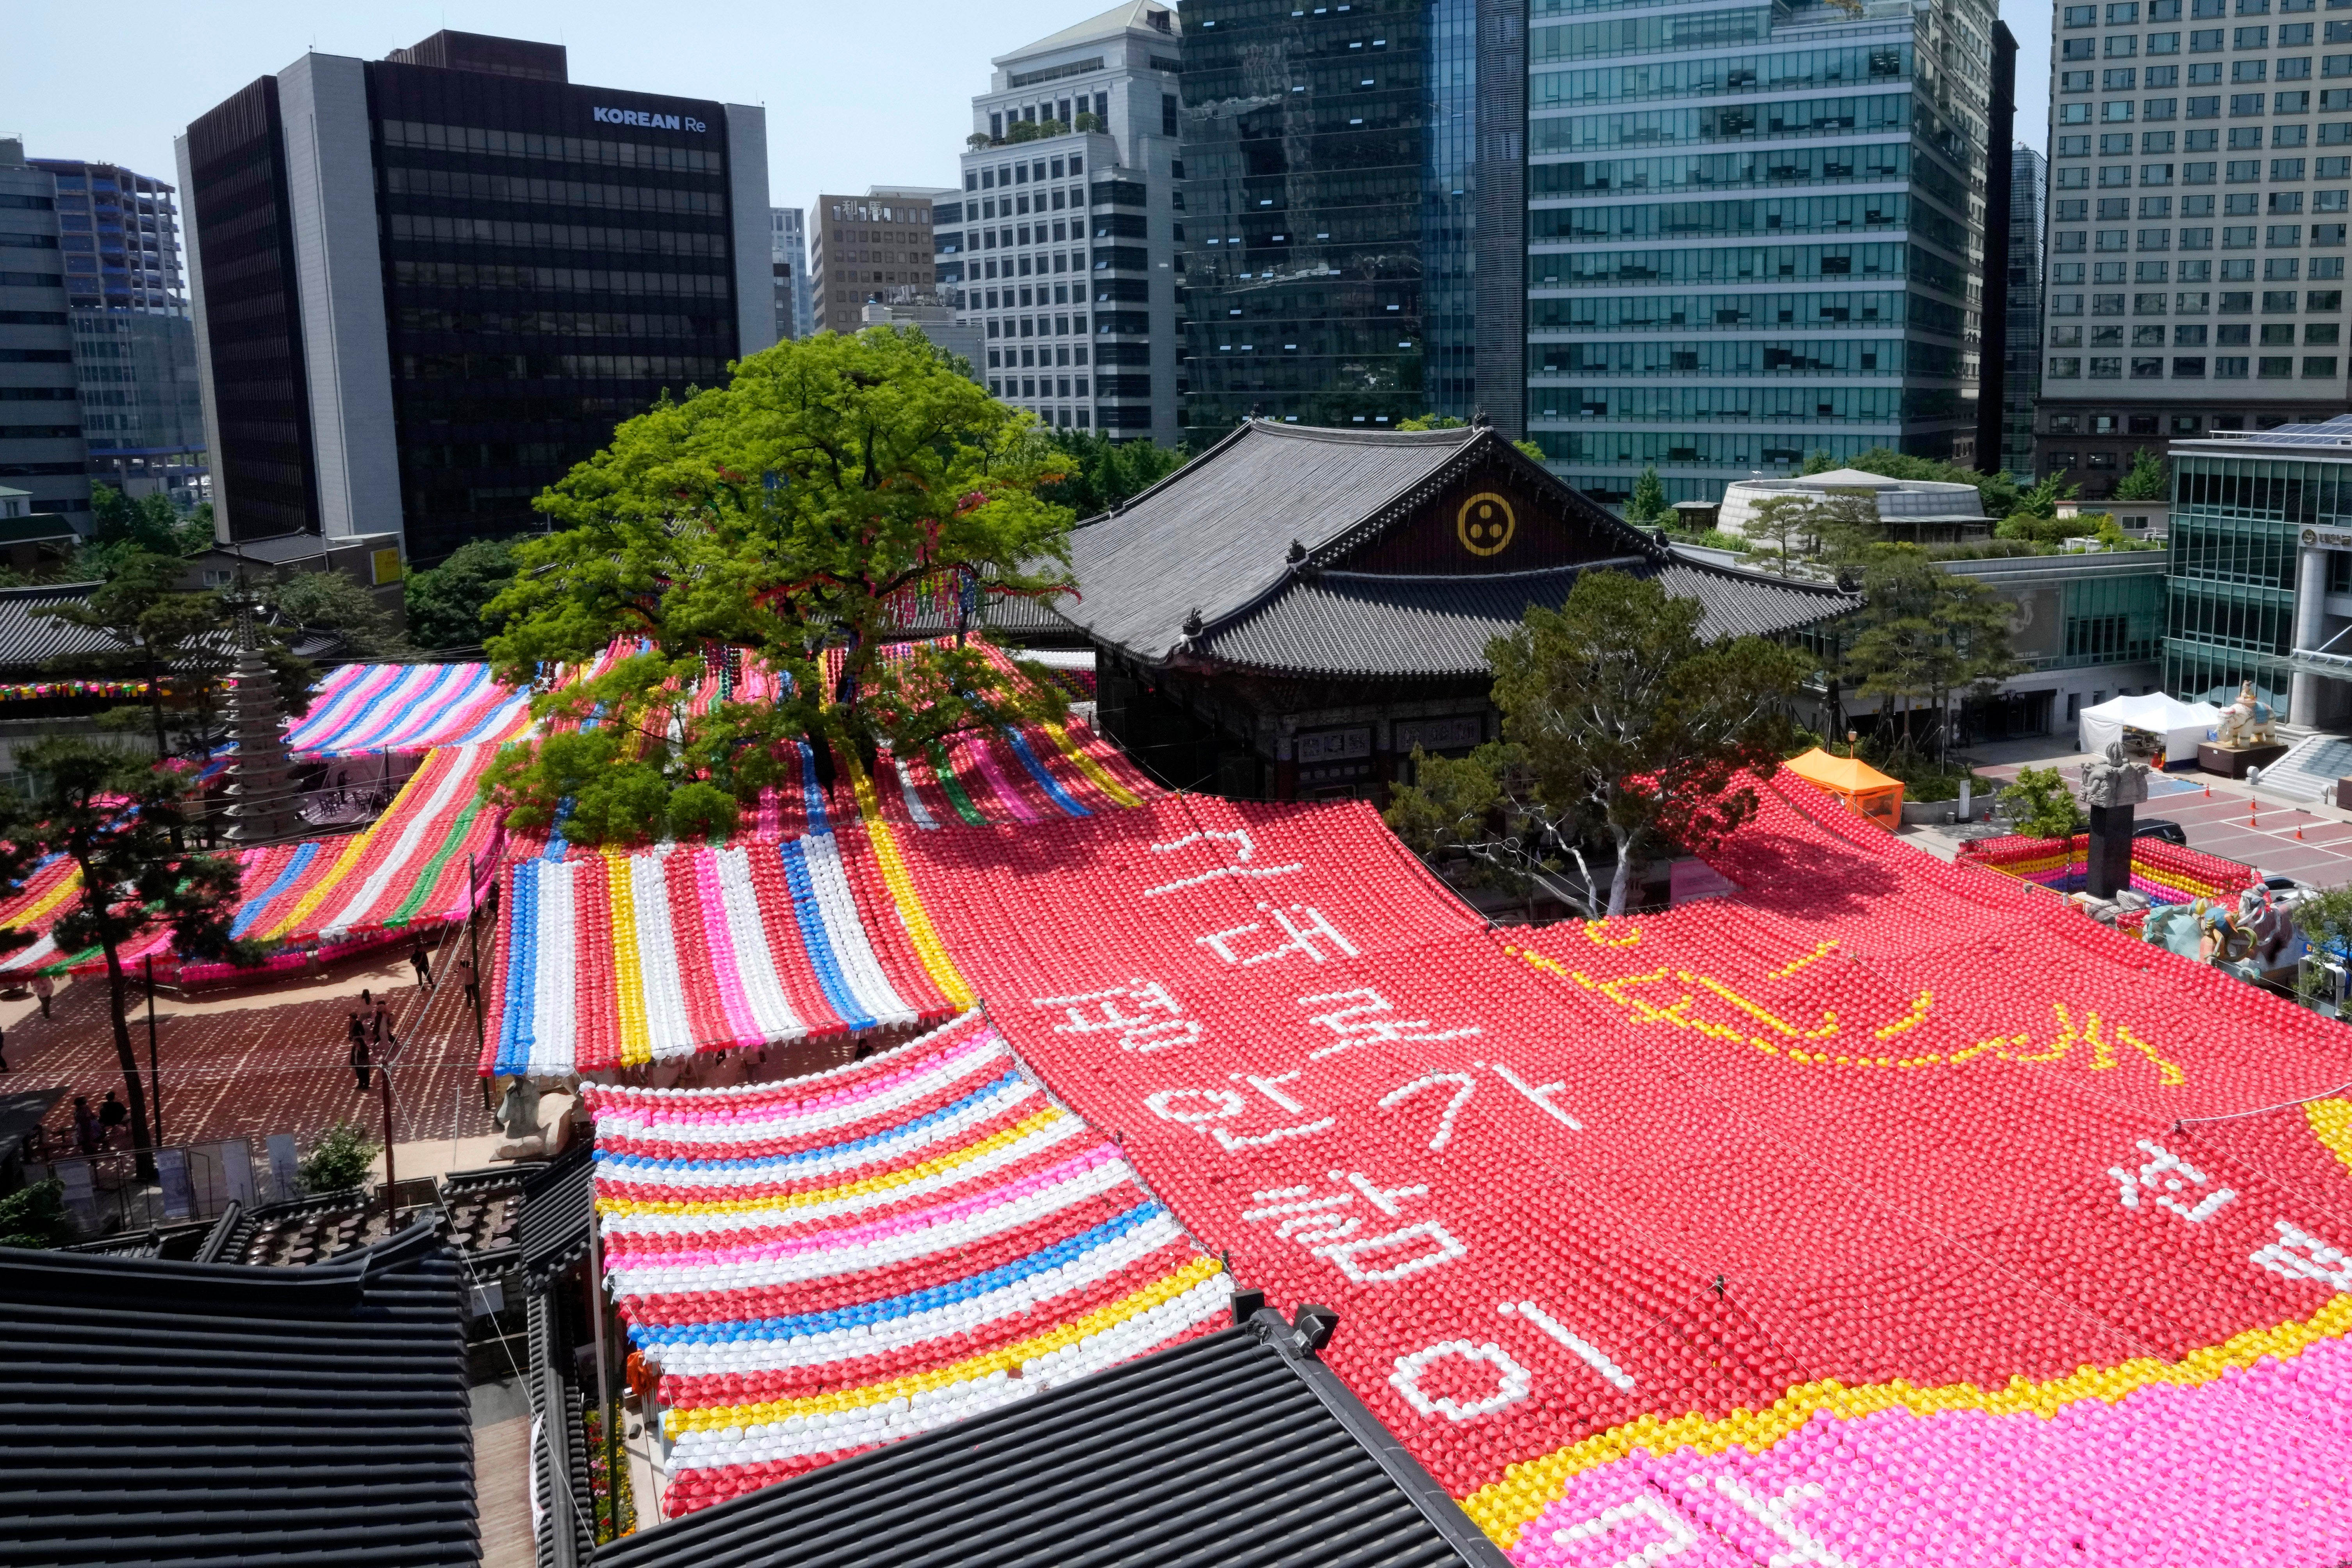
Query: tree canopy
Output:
[[403, 537, 521, 652], [2112, 448, 2170, 501], [0, 739, 250, 1175], [36, 557, 315, 761], [1835, 544, 2023, 760], [1033, 431, 1188, 517], [1624, 465, 1670, 526], [483, 327, 1078, 845], [1385, 570, 1807, 917]]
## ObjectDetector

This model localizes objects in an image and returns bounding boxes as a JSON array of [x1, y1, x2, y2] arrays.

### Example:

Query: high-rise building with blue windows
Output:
[[1522, 0, 1998, 507], [1176, 0, 1528, 437], [26, 156, 208, 512]]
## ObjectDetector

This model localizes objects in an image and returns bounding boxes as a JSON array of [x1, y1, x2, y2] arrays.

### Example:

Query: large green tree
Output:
[[1386, 570, 1808, 917], [483, 326, 1077, 844], [8, 740, 249, 1176]]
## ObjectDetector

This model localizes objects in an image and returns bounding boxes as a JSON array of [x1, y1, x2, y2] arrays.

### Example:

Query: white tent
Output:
[[2078, 692, 2222, 766]]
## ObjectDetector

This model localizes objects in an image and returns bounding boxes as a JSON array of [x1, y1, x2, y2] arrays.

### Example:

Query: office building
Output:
[[772, 207, 812, 340], [29, 159, 185, 316], [2005, 143, 2051, 476], [1974, 24, 2024, 477], [1526, 0, 1999, 507], [2034, 0, 2352, 498], [0, 139, 89, 522], [1178, 0, 1522, 439], [28, 158, 210, 511], [2169, 416, 2352, 722], [945, 1, 1183, 443], [808, 189, 950, 335], [859, 300, 986, 378], [177, 30, 772, 560], [71, 310, 209, 508]]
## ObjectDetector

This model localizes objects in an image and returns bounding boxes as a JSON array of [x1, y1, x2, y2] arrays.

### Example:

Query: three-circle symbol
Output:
[[1457, 492, 1517, 556]]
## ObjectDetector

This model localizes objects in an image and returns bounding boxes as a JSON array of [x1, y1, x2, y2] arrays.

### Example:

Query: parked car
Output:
[[2133, 819, 2189, 846]]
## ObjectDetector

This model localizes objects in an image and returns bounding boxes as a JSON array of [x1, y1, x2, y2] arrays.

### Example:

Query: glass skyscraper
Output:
[[2004, 143, 2049, 477], [1523, 0, 1997, 506], [1177, 0, 1527, 436]]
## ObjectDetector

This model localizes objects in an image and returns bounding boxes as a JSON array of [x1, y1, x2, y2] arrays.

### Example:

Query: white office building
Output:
[[938, 0, 1183, 444], [2035, 0, 2352, 493]]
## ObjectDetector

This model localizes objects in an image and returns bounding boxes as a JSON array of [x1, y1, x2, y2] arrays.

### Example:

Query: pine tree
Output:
[[1626, 466, 1669, 526]]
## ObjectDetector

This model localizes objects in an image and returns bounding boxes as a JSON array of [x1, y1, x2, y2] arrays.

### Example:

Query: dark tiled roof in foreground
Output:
[[518, 1140, 595, 1284], [595, 1306, 1511, 1568], [1204, 554, 1858, 678], [1, 1222, 479, 1567], [223, 1166, 531, 1268]]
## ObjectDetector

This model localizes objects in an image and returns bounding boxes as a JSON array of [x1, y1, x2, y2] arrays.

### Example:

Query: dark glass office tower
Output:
[[178, 31, 772, 562], [1177, 0, 1526, 436]]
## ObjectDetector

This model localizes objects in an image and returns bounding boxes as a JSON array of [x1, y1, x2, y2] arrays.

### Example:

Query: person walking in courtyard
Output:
[[31, 971, 53, 1019], [97, 1090, 128, 1147], [348, 1011, 370, 1092], [72, 1095, 98, 1155], [409, 940, 431, 990], [458, 955, 480, 1013]]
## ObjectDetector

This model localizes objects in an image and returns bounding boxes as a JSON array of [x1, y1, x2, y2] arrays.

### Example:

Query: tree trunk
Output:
[[146, 646, 168, 762], [1607, 825, 1638, 919], [100, 938, 155, 1181]]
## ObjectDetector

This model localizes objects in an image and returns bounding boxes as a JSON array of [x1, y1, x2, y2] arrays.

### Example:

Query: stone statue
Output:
[[2079, 738, 2151, 809], [494, 1076, 546, 1160], [2216, 680, 2278, 749]]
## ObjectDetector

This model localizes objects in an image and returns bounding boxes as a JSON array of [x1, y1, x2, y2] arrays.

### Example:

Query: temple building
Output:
[[1049, 419, 1856, 799]]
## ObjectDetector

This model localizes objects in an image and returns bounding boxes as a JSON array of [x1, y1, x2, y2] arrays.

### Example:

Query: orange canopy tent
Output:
[[1781, 747, 1905, 831]]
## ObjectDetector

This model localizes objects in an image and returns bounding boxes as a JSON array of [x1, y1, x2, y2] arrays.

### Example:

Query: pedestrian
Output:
[[71, 1095, 99, 1155], [97, 1090, 128, 1147], [373, 999, 394, 1054], [31, 970, 52, 1019], [458, 955, 480, 1012], [409, 939, 431, 989], [359, 987, 373, 1011], [348, 1011, 371, 1092]]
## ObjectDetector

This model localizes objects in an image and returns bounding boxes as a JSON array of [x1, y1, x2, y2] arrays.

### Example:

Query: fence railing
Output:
[[27, 1136, 261, 1236]]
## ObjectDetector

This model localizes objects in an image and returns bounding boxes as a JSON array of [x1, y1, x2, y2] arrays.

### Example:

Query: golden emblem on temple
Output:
[[1456, 492, 1516, 556]]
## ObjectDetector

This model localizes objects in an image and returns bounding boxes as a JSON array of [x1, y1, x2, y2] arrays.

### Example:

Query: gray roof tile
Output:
[[0, 1222, 479, 1566], [1062, 421, 1483, 663], [1202, 557, 1854, 677]]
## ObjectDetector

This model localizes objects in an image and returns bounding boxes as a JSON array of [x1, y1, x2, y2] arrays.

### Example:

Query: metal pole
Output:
[[586, 1203, 619, 1540], [145, 955, 161, 1146], [379, 1062, 397, 1227], [467, 852, 486, 1069]]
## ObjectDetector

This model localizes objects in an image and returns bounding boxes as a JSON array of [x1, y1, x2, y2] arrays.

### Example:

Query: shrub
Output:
[[0, 1179, 76, 1249], [298, 1121, 380, 1195], [1998, 765, 2085, 840]]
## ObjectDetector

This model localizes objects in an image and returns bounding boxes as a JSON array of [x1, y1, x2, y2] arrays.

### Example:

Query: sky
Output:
[[8, 0, 2053, 227]]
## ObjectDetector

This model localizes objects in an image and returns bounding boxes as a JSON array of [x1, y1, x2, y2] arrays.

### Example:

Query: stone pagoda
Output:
[[223, 613, 302, 842]]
